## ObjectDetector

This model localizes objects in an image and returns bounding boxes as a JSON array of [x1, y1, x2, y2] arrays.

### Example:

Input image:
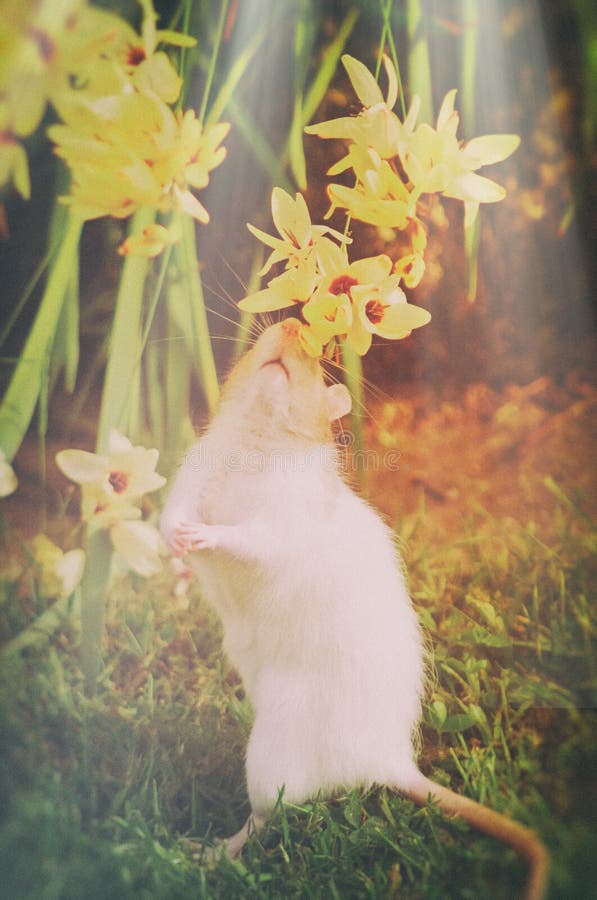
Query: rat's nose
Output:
[[281, 318, 300, 337]]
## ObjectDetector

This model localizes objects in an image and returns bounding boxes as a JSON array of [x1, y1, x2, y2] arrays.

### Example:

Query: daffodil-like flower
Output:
[[0, 449, 18, 497], [48, 94, 229, 236], [239, 188, 349, 314], [397, 89, 521, 227], [56, 430, 166, 577], [307, 53, 520, 230], [305, 55, 402, 161]]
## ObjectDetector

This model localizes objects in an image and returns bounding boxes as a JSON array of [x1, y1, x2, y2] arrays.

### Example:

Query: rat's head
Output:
[[219, 318, 352, 445]]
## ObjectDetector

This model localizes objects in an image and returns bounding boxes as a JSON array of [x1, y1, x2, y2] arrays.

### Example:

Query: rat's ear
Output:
[[326, 383, 352, 421]]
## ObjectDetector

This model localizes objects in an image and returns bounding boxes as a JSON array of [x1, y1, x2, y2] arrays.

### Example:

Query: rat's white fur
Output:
[[162, 320, 423, 813], [160, 319, 548, 899]]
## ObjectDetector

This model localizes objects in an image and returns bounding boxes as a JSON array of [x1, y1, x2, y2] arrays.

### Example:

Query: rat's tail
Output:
[[402, 771, 549, 900]]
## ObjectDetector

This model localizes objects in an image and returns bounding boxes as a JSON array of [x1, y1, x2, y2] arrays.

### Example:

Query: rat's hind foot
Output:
[[181, 815, 266, 865]]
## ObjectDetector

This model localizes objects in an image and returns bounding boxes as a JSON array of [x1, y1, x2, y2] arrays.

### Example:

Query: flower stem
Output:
[[177, 215, 220, 414], [407, 0, 433, 122], [198, 0, 229, 126], [80, 528, 112, 693], [97, 207, 155, 452], [461, 0, 480, 302]]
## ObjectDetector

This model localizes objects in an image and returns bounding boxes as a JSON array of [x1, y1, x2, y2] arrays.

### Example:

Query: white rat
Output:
[[160, 318, 548, 900]]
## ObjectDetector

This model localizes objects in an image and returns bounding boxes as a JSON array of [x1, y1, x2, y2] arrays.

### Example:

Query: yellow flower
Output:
[[326, 155, 412, 229], [247, 187, 348, 278], [0, 0, 198, 199], [308, 53, 520, 232], [239, 188, 348, 313], [393, 252, 425, 289], [30, 534, 85, 598], [110, 519, 164, 577], [239, 254, 318, 313], [56, 429, 165, 522], [0, 449, 18, 497], [118, 221, 182, 258], [305, 54, 402, 161], [398, 90, 520, 227], [56, 431, 166, 577], [48, 93, 229, 229], [302, 292, 353, 350], [349, 278, 431, 355]]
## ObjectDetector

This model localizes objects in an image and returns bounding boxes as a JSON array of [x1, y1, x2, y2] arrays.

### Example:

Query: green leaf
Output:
[[426, 699, 447, 730], [0, 214, 83, 461], [441, 714, 478, 734]]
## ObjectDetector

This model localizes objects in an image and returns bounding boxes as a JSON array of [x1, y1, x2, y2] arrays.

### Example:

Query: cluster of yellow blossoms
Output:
[[0, 0, 228, 255], [240, 54, 520, 358]]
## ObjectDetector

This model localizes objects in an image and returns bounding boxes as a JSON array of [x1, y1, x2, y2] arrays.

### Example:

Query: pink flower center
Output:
[[329, 275, 358, 296], [109, 471, 129, 494], [127, 45, 147, 67], [365, 299, 386, 324]]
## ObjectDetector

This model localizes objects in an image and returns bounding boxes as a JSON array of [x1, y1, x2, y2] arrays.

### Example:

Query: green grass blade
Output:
[[0, 213, 83, 461], [227, 96, 292, 189], [206, 23, 269, 127], [289, 91, 308, 189], [197, 0, 229, 126], [301, 7, 360, 125]]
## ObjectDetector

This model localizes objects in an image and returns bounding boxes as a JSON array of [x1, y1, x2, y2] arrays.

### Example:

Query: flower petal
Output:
[[382, 54, 398, 110], [174, 185, 210, 223], [108, 430, 133, 455], [375, 302, 431, 339], [445, 172, 506, 203], [342, 54, 384, 108], [110, 520, 163, 577], [0, 450, 18, 497], [55, 548, 86, 597], [271, 188, 311, 247], [461, 134, 520, 169], [56, 449, 108, 485]]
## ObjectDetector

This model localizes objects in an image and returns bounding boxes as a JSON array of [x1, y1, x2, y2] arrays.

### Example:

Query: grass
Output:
[[0, 480, 595, 899]]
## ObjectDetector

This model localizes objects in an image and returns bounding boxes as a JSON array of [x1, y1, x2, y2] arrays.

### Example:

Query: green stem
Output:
[[377, 0, 406, 117], [461, 0, 479, 302], [0, 213, 82, 461], [80, 528, 112, 693], [406, 0, 433, 122], [198, 0, 229, 126], [178, 215, 220, 414], [97, 207, 155, 452], [460, 0, 477, 137]]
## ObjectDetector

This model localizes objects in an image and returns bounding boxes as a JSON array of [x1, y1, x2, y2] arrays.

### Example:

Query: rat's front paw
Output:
[[174, 521, 222, 553]]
